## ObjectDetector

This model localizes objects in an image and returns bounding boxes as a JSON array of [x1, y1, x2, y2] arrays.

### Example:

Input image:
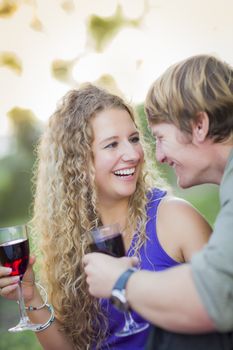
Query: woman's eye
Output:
[[130, 136, 140, 143], [104, 142, 118, 149]]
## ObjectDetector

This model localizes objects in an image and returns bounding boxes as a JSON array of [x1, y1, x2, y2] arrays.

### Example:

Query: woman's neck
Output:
[[97, 198, 135, 250], [98, 198, 128, 229]]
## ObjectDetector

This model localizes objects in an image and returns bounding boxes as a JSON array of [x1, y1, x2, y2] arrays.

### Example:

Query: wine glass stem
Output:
[[17, 279, 28, 322], [124, 311, 135, 327]]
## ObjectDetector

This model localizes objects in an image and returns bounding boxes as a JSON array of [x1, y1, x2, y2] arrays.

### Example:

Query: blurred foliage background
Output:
[[0, 0, 220, 349]]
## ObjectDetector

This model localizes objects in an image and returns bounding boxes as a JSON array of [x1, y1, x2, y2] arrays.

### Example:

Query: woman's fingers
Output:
[[0, 266, 12, 277], [0, 275, 19, 289], [0, 256, 36, 299], [22, 256, 36, 284], [0, 270, 19, 299], [29, 255, 36, 265], [0, 282, 18, 297]]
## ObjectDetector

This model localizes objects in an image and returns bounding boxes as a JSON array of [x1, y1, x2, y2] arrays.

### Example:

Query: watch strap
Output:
[[113, 267, 137, 291]]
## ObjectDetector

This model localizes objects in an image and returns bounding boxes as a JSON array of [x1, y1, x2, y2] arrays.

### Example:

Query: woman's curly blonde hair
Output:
[[31, 83, 167, 349]]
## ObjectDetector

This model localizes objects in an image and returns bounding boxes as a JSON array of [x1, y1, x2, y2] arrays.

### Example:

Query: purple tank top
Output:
[[93, 188, 180, 350]]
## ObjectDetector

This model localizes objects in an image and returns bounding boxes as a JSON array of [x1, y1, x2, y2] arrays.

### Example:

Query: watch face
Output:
[[110, 290, 129, 312]]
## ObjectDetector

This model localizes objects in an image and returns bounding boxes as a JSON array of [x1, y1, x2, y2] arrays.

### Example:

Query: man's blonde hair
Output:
[[145, 54, 233, 142]]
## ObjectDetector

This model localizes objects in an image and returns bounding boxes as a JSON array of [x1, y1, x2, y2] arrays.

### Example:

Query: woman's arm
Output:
[[0, 257, 73, 350], [25, 287, 73, 350]]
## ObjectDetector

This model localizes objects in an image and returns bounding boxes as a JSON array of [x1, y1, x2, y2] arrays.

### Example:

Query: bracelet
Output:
[[25, 282, 48, 311], [34, 303, 55, 332]]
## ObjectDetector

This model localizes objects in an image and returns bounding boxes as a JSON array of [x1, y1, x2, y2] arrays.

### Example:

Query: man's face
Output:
[[150, 122, 210, 188]]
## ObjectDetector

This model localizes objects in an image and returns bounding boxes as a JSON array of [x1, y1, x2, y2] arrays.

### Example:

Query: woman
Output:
[[0, 84, 212, 349]]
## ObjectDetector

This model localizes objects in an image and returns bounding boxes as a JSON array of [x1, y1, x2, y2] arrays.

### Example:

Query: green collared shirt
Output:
[[191, 148, 233, 331]]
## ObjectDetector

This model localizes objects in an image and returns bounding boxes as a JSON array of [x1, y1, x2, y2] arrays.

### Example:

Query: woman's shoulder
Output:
[[158, 195, 207, 221], [157, 195, 212, 262], [158, 195, 212, 234]]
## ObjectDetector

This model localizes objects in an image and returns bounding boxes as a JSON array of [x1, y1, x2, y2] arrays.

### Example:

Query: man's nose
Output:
[[155, 144, 165, 163]]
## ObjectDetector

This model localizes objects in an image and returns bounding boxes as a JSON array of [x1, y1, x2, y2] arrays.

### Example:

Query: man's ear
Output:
[[192, 111, 209, 144]]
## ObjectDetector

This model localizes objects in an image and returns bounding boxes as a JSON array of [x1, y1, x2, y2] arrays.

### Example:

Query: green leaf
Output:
[[60, 0, 75, 13], [88, 5, 140, 52], [7, 106, 41, 152], [0, 52, 22, 75], [7, 107, 36, 125], [30, 16, 44, 32], [94, 74, 122, 96], [0, 0, 18, 18], [51, 59, 74, 82]]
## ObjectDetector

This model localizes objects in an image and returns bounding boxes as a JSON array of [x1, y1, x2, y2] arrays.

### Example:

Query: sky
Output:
[[0, 0, 233, 136]]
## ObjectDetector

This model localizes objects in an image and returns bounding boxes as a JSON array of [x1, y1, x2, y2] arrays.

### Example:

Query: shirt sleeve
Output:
[[191, 156, 233, 331]]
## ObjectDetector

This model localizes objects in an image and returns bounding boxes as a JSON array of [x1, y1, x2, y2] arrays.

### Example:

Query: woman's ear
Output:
[[192, 111, 209, 144]]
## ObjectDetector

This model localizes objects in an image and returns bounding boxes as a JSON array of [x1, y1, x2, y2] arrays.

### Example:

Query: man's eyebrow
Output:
[[151, 131, 158, 137], [152, 129, 162, 136]]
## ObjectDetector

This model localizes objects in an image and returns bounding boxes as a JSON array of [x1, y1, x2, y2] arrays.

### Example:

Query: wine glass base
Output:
[[115, 321, 149, 337], [8, 321, 43, 333]]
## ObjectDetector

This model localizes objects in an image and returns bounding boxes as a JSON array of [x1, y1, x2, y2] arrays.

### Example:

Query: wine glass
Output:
[[0, 224, 42, 332], [88, 223, 149, 337]]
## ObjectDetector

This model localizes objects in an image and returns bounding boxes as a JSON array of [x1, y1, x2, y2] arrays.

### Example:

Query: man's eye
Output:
[[154, 136, 161, 144], [130, 136, 140, 143], [104, 142, 118, 149]]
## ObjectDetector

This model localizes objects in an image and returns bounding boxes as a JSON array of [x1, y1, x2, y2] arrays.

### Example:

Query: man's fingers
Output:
[[83, 254, 139, 268], [83, 252, 104, 266], [131, 256, 139, 266], [121, 256, 139, 267], [82, 253, 91, 266]]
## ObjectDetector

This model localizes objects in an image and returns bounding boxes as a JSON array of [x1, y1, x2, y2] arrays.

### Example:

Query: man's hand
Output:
[[83, 253, 138, 298]]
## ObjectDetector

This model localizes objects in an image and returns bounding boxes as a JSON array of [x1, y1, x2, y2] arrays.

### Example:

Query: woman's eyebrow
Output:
[[99, 136, 118, 145]]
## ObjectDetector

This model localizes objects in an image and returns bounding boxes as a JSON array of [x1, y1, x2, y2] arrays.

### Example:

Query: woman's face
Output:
[[91, 108, 144, 204]]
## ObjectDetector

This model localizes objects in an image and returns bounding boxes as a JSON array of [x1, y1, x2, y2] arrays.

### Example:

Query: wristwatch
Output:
[[110, 267, 137, 312]]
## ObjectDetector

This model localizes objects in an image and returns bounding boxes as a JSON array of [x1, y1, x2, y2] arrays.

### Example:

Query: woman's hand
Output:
[[83, 253, 138, 298], [0, 256, 36, 302]]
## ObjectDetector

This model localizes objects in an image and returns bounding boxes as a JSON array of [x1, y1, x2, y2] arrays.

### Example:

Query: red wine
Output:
[[89, 234, 125, 257], [0, 238, 29, 276]]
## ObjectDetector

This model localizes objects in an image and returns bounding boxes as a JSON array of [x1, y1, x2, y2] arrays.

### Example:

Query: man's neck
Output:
[[212, 143, 233, 184]]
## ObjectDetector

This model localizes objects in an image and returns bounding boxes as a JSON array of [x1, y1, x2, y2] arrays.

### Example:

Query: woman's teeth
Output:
[[114, 168, 135, 176]]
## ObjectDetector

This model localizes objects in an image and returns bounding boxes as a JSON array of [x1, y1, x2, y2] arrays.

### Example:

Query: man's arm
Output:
[[190, 157, 233, 332], [126, 264, 215, 333], [83, 253, 215, 333]]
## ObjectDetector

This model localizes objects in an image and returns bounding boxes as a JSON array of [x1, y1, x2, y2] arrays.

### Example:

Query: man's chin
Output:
[[177, 177, 190, 189]]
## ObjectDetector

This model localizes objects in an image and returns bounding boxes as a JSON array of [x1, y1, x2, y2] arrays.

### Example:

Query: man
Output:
[[83, 54, 233, 334]]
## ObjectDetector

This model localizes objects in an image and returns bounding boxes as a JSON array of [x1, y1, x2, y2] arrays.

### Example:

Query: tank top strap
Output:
[[146, 188, 167, 219], [145, 188, 180, 270], [128, 188, 180, 271]]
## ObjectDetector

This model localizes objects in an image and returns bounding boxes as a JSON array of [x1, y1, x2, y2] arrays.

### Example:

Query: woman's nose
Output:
[[121, 143, 140, 162]]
